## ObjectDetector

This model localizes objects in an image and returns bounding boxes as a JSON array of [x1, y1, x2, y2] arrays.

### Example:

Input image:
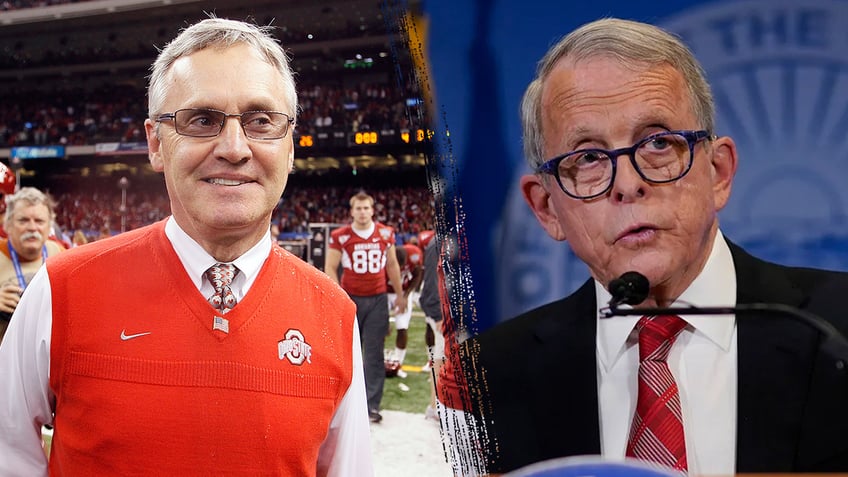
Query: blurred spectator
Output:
[[71, 229, 87, 247], [0, 0, 88, 12], [96, 225, 111, 240]]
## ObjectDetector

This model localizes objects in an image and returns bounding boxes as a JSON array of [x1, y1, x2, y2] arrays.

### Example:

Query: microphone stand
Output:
[[602, 303, 848, 368]]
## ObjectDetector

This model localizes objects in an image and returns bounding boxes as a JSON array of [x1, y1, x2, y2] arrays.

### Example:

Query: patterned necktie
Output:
[[205, 263, 239, 314], [626, 315, 688, 472]]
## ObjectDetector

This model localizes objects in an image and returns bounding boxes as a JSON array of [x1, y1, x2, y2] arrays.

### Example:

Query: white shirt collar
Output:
[[163, 216, 272, 293], [596, 230, 737, 371], [353, 222, 375, 240]]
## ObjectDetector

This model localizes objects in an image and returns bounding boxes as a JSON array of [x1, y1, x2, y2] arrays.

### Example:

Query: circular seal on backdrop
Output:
[[661, 0, 848, 268]]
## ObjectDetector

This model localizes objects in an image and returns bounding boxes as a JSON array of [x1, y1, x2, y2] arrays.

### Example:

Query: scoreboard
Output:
[[295, 128, 432, 150]]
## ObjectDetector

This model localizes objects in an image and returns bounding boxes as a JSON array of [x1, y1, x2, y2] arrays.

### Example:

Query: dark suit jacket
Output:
[[459, 242, 848, 473]]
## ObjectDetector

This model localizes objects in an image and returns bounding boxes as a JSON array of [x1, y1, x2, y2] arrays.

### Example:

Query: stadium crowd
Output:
[[44, 182, 432, 245], [1, 0, 390, 64], [0, 80, 420, 148], [0, 0, 82, 11]]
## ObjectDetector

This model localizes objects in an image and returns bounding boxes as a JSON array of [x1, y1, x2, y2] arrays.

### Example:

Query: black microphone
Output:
[[607, 271, 650, 307], [603, 271, 848, 368]]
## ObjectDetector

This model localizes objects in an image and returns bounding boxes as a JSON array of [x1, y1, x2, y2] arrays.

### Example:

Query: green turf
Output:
[[380, 309, 434, 414], [42, 433, 51, 457]]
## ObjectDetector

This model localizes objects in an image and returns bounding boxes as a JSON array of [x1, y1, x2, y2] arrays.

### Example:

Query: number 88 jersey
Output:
[[329, 222, 396, 296]]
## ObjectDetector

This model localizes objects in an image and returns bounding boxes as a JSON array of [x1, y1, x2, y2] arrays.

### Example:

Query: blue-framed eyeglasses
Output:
[[155, 108, 295, 140], [536, 130, 714, 199]]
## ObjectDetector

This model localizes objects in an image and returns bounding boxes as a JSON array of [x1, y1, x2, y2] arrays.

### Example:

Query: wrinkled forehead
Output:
[[541, 54, 687, 106], [163, 44, 294, 112], [11, 201, 51, 219], [539, 57, 693, 137]]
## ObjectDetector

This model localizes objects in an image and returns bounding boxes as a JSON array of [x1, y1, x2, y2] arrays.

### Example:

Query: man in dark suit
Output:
[[437, 18, 848, 476]]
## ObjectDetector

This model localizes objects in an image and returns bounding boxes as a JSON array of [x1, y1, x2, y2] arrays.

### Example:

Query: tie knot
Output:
[[636, 315, 687, 362], [206, 263, 238, 290]]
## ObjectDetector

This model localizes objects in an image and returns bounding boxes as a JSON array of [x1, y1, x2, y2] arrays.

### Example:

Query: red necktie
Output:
[[626, 315, 688, 472], [205, 263, 238, 314]]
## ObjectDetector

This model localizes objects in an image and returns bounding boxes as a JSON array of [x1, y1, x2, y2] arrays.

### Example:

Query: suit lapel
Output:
[[730, 242, 820, 472], [528, 279, 602, 457]]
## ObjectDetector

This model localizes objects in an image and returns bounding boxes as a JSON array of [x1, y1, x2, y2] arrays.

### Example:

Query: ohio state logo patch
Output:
[[278, 329, 312, 365]]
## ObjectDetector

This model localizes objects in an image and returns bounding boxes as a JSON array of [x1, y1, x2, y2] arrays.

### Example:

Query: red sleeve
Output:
[[328, 227, 345, 251], [405, 244, 423, 267]]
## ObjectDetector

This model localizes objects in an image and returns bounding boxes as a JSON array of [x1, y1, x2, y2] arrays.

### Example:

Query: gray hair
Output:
[[5, 187, 54, 223], [148, 17, 297, 121], [520, 18, 715, 169]]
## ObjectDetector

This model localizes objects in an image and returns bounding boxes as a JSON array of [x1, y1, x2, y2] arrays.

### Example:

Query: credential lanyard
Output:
[[8, 241, 47, 289]]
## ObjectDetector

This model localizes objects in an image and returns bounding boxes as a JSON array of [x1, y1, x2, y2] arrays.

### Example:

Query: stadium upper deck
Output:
[[0, 0, 430, 186]]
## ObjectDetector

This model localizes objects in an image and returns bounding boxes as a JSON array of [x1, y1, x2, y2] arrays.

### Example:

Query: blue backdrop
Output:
[[423, 0, 848, 332]]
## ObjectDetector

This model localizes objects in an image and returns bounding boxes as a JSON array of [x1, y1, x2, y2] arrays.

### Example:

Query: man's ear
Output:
[[145, 119, 164, 172], [709, 135, 738, 211], [520, 174, 568, 241]]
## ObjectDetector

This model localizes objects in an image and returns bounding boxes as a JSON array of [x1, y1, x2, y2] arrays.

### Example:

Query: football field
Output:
[[381, 307, 436, 414]]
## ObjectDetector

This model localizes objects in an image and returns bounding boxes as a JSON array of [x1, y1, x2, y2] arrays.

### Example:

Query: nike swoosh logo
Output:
[[120, 330, 152, 341]]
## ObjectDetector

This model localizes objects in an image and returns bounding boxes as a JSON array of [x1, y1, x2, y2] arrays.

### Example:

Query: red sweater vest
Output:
[[47, 221, 355, 476]]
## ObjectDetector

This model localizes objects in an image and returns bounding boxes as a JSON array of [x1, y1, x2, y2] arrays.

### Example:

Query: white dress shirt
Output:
[[0, 217, 373, 477], [596, 230, 738, 476]]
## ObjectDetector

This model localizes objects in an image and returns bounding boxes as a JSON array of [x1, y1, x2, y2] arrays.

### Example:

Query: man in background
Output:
[[385, 240, 423, 378], [325, 191, 405, 424], [0, 187, 64, 343], [417, 231, 445, 422]]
